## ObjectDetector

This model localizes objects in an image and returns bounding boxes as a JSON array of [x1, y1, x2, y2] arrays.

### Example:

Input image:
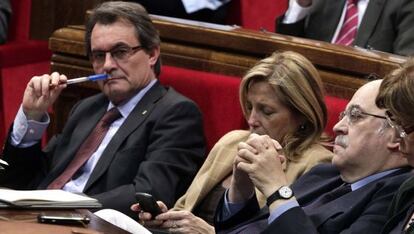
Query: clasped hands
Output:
[[229, 133, 289, 203]]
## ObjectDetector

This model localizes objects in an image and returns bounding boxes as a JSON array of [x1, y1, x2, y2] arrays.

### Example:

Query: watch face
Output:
[[279, 186, 293, 198]]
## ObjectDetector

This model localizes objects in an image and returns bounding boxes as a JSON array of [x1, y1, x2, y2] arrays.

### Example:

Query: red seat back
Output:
[[159, 66, 350, 152], [159, 66, 247, 151], [325, 96, 349, 137]]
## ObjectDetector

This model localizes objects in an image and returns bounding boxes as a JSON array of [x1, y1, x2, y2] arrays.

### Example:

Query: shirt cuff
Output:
[[283, 0, 312, 24], [221, 189, 247, 221], [11, 106, 49, 147], [181, 0, 230, 14], [268, 199, 299, 223]]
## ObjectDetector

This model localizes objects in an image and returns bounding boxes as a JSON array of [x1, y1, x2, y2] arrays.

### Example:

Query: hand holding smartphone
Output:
[[135, 192, 162, 218]]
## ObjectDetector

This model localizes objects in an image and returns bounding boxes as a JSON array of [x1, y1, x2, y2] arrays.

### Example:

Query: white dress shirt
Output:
[[181, 0, 231, 14]]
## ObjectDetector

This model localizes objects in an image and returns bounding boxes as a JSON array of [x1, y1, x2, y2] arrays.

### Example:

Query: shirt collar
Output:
[[351, 168, 401, 191]]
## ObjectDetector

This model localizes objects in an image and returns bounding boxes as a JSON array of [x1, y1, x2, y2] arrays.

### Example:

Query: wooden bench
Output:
[[0, 0, 51, 145]]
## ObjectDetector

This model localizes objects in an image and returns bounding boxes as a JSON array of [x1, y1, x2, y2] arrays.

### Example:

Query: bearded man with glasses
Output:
[[0, 1, 205, 219], [214, 80, 411, 233], [376, 59, 414, 234]]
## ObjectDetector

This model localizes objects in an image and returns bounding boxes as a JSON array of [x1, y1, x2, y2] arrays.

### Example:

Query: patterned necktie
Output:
[[334, 0, 359, 46], [47, 107, 122, 189], [303, 183, 352, 211]]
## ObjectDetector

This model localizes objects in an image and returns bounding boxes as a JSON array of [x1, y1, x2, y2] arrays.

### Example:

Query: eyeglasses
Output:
[[90, 45, 143, 66], [385, 111, 414, 138], [339, 106, 386, 124]]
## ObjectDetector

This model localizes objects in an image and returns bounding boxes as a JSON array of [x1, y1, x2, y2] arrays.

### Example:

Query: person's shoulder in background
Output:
[[0, 0, 11, 44]]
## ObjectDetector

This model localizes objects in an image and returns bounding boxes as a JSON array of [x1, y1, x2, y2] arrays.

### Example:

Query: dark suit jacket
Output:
[[381, 176, 414, 233], [0, 81, 206, 218], [215, 164, 412, 234], [276, 0, 414, 56], [0, 0, 11, 44]]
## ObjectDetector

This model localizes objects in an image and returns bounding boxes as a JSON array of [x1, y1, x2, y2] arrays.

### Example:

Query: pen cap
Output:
[[88, 74, 109, 81]]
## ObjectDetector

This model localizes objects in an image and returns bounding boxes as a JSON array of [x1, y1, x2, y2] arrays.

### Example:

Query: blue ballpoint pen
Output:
[[50, 74, 109, 87], [65, 74, 109, 85]]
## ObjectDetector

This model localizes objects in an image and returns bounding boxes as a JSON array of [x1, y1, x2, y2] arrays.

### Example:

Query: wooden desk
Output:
[[0, 209, 130, 234]]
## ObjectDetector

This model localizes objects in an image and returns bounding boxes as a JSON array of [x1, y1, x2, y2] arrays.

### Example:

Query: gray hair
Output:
[[85, 1, 161, 76]]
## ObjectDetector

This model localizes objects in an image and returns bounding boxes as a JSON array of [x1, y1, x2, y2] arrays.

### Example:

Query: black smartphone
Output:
[[135, 192, 162, 217], [37, 212, 90, 225]]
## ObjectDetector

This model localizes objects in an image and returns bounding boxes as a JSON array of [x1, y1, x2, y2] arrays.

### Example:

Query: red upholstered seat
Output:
[[325, 96, 349, 137], [0, 0, 51, 146], [1, 0, 50, 66], [160, 66, 247, 151], [159, 66, 348, 152]]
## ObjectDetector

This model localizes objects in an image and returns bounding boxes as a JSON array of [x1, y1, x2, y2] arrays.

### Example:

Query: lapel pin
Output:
[[142, 110, 147, 115]]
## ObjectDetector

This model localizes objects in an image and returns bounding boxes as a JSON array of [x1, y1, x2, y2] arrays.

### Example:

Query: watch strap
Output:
[[266, 188, 282, 206], [266, 186, 292, 206]]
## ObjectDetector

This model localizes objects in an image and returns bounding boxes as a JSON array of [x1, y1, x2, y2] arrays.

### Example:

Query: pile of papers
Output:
[[0, 189, 102, 209]]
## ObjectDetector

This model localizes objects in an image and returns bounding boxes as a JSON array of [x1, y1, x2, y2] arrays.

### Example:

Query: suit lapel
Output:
[[84, 82, 166, 191], [387, 176, 414, 223], [355, 0, 386, 47], [381, 176, 414, 233], [307, 167, 411, 228], [41, 98, 107, 187], [313, 0, 346, 41], [295, 170, 343, 207], [306, 188, 357, 227]]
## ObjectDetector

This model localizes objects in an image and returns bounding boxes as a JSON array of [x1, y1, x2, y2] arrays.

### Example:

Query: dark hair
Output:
[[85, 1, 161, 76], [376, 59, 414, 127]]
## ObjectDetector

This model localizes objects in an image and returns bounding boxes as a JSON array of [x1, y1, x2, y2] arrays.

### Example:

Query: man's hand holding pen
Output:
[[22, 72, 67, 121], [21, 73, 108, 121]]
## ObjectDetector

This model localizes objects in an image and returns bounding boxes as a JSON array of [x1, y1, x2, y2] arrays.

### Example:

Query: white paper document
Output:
[[0, 188, 102, 208]]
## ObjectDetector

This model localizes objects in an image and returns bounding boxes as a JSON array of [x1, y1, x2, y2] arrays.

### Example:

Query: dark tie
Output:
[[303, 183, 352, 211], [47, 107, 122, 189], [334, 0, 359, 46]]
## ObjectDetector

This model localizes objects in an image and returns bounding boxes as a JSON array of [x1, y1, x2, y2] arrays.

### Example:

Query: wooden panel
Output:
[[48, 15, 407, 135], [30, 0, 106, 40]]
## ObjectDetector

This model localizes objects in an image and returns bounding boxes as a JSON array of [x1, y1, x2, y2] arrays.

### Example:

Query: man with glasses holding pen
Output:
[[215, 80, 411, 233], [376, 59, 414, 234], [0, 1, 205, 219]]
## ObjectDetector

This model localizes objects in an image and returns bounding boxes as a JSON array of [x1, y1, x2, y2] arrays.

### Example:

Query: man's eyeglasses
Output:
[[90, 45, 143, 66], [385, 111, 414, 138], [339, 106, 386, 124]]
